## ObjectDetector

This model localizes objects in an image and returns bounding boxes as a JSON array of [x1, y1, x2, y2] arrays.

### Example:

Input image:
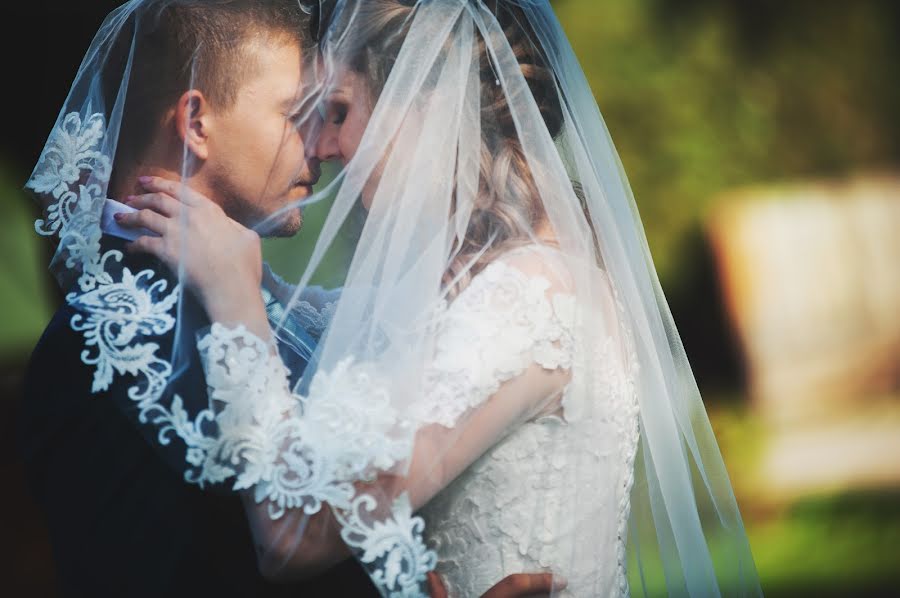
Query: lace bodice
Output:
[[417, 247, 641, 597]]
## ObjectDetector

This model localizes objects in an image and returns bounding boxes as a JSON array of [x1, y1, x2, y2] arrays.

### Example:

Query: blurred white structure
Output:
[[708, 175, 900, 498]]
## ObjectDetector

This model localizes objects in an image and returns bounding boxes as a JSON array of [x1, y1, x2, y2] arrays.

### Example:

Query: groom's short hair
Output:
[[108, 0, 311, 167]]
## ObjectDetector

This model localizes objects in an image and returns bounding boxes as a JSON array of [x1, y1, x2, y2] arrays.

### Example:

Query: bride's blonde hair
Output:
[[338, 0, 571, 295]]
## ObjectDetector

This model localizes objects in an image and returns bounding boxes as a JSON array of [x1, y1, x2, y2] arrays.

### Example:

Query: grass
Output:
[[709, 403, 900, 596]]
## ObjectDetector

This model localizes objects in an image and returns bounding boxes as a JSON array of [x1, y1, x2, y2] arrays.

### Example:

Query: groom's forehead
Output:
[[206, 27, 312, 110], [122, 1, 311, 111]]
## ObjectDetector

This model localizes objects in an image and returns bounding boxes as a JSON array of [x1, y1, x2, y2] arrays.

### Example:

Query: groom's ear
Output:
[[174, 90, 212, 161]]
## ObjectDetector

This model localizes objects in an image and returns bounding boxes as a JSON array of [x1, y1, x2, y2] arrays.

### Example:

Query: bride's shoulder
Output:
[[467, 244, 620, 318], [480, 243, 606, 295]]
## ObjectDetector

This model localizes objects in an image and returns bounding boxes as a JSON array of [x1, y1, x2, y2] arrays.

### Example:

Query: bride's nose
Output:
[[314, 121, 342, 163]]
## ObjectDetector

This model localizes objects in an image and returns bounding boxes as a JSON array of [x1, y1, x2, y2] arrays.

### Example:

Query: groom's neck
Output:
[[109, 132, 219, 206], [109, 164, 183, 203]]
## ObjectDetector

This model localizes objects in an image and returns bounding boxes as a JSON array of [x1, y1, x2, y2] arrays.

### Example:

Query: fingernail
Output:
[[124, 195, 136, 203], [114, 213, 124, 221], [138, 176, 152, 184], [552, 574, 568, 590]]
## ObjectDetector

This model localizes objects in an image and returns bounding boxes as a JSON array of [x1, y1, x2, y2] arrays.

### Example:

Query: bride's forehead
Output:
[[316, 64, 366, 96]]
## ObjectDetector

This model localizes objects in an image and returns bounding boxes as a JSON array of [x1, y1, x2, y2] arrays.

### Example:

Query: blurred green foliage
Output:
[[0, 164, 54, 360], [554, 0, 900, 289], [748, 491, 900, 596]]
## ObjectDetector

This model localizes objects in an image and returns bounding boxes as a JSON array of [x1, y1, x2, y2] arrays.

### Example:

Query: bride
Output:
[[122, 0, 761, 595]]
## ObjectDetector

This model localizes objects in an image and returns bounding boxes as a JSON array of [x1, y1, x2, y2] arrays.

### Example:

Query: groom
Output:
[[19, 2, 372, 596], [20, 1, 555, 597]]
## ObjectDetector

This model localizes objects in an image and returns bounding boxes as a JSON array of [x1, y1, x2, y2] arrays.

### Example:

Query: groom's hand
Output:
[[426, 571, 567, 597], [481, 573, 567, 597], [120, 176, 271, 338]]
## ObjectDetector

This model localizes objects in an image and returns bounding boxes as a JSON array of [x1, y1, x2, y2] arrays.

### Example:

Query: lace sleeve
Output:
[[182, 323, 407, 514], [175, 323, 432, 596], [412, 251, 576, 429]]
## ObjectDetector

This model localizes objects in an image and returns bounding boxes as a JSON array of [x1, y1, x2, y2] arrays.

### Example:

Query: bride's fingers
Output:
[[114, 208, 169, 235], [138, 175, 208, 207], [125, 192, 181, 217]]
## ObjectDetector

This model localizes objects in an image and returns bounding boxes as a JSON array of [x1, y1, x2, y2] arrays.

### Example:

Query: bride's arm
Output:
[[251, 252, 578, 577], [249, 363, 570, 580], [407, 364, 570, 508]]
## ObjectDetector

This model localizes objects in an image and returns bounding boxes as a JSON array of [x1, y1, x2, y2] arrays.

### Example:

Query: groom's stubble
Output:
[[107, 1, 317, 239]]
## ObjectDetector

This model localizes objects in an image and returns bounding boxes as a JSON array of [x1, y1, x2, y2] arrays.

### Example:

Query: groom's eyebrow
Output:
[[280, 96, 300, 112], [284, 86, 324, 117], [281, 84, 316, 111]]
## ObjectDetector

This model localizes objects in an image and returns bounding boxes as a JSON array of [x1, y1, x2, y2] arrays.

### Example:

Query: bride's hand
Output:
[[116, 176, 268, 336]]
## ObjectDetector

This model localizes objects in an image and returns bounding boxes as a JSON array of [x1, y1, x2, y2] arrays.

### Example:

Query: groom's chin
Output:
[[260, 208, 303, 238]]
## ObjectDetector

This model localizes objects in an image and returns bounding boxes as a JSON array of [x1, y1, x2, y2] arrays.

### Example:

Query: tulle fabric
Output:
[[268, 1, 760, 595], [26, 0, 762, 596]]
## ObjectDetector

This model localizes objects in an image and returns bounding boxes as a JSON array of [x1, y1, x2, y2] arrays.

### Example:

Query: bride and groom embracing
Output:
[[21, 1, 760, 596]]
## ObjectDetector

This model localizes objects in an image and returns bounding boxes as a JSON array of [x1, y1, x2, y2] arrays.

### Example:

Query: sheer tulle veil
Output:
[[277, 1, 762, 595], [25, 0, 761, 595]]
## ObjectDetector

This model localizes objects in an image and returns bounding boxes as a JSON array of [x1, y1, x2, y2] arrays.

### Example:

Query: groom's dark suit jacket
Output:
[[19, 237, 378, 597]]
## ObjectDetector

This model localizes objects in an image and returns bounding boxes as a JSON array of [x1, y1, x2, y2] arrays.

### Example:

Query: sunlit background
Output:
[[2, 1, 899, 595]]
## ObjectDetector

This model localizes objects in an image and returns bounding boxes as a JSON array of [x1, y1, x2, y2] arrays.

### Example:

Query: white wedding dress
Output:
[[259, 244, 640, 597], [407, 245, 642, 597]]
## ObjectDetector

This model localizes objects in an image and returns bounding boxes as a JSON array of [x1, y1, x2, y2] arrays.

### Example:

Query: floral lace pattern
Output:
[[27, 111, 180, 416], [69, 267, 178, 404], [418, 258, 641, 597], [335, 494, 438, 598], [160, 323, 434, 596], [414, 259, 576, 428]]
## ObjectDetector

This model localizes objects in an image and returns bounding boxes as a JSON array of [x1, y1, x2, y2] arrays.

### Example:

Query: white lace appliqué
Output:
[[414, 259, 575, 429], [27, 111, 179, 414], [158, 323, 435, 597], [69, 268, 178, 402], [337, 493, 438, 597], [29, 112, 110, 204]]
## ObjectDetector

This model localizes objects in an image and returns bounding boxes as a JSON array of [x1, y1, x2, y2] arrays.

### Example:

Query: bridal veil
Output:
[[26, 0, 761, 595]]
